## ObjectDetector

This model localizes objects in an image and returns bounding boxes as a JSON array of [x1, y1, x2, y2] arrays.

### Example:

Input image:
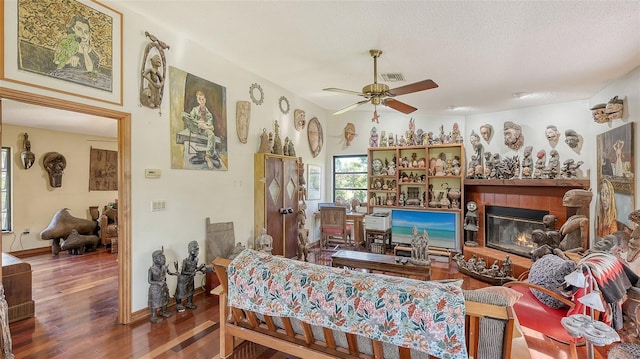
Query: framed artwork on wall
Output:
[[169, 66, 228, 171], [89, 147, 118, 191], [2, 0, 123, 105], [596, 122, 634, 238], [307, 164, 321, 200]]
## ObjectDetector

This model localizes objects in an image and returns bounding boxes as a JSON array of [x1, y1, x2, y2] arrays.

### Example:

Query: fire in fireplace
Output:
[[485, 206, 549, 258]]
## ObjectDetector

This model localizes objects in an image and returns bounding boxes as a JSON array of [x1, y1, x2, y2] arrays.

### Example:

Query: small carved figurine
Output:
[[534, 149, 546, 179], [370, 127, 379, 147], [258, 128, 270, 153], [256, 227, 273, 254], [272, 120, 283, 155], [148, 248, 173, 323], [464, 201, 479, 246], [521, 146, 533, 178]]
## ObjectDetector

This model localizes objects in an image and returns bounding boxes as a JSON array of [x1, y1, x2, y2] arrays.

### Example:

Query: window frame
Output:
[[332, 154, 368, 203], [1, 147, 12, 233]]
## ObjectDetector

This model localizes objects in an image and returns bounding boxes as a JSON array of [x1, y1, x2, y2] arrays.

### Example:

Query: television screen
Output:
[[391, 209, 460, 251]]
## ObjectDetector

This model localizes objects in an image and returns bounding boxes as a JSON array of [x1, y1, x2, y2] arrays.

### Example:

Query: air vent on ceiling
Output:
[[379, 73, 405, 82]]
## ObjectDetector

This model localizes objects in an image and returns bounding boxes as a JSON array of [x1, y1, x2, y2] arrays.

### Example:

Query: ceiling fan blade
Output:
[[383, 98, 417, 114], [323, 88, 367, 97], [387, 79, 438, 96], [333, 100, 369, 115]]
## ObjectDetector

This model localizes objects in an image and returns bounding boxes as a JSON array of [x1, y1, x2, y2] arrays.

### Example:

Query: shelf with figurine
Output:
[[367, 122, 465, 214]]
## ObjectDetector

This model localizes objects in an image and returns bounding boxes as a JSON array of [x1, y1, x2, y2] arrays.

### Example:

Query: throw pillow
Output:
[[475, 286, 523, 306], [528, 254, 576, 309]]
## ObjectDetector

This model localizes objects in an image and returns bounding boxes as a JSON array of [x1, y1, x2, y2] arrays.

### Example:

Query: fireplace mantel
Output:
[[465, 178, 590, 188], [462, 178, 591, 275]]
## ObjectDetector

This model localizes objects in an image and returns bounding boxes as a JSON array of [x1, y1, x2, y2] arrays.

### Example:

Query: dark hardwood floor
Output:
[[8, 248, 606, 358]]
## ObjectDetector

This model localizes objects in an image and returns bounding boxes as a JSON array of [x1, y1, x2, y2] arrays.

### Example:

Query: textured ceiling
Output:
[[119, 0, 640, 116], [3, 1, 640, 136]]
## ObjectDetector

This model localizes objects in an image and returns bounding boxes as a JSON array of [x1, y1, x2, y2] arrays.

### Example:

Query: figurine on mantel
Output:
[[521, 146, 533, 179], [561, 159, 583, 179], [533, 149, 546, 179]]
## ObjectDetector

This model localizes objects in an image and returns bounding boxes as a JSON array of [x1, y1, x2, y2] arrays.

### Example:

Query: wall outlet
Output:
[[22, 228, 30, 234]]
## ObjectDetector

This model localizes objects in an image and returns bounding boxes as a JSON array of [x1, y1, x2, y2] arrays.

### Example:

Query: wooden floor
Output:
[[7, 248, 607, 359]]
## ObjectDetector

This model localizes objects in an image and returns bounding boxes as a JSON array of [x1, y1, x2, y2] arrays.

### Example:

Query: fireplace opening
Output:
[[485, 206, 549, 258]]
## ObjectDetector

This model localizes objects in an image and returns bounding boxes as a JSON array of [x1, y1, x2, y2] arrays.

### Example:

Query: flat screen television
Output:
[[391, 209, 460, 251]]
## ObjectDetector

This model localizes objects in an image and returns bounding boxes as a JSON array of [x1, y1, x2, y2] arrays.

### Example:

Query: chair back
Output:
[[320, 206, 347, 236]]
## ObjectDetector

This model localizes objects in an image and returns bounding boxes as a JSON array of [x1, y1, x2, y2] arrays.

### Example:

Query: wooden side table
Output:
[[365, 228, 392, 253]]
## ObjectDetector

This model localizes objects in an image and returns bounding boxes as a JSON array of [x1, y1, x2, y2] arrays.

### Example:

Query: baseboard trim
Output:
[[8, 246, 51, 258]]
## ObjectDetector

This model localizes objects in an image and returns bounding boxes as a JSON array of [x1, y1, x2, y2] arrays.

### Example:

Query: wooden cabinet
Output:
[[368, 144, 464, 212], [254, 153, 299, 258]]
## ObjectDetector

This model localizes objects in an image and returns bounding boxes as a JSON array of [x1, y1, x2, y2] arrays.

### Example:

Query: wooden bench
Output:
[[212, 252, 531, 359]]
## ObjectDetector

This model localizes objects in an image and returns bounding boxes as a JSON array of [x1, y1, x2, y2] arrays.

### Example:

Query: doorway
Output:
[[0, 87, 132, 324]]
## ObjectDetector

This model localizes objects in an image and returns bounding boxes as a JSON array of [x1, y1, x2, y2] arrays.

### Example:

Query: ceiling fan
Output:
[[323, 49, 438, 115]]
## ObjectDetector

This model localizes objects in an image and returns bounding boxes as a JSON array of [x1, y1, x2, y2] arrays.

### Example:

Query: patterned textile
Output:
[[227, 249, 468, 359]]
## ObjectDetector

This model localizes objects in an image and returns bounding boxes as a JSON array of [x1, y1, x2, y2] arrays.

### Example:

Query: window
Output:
[[1, 147, 11, 232], [333, 155, 367, 203]]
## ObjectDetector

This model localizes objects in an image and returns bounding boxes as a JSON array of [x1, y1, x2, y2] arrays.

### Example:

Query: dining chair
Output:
[[320, 206, 350, 249]]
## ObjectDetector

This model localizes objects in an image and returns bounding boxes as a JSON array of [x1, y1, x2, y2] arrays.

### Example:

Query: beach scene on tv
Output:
[[391, 209, 458, 250]]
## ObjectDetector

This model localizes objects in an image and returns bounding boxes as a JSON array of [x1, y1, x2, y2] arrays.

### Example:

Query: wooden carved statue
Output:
[[140, 31, 170, 111], [559, 189, 593, 251], [40, 208, 98, 255]]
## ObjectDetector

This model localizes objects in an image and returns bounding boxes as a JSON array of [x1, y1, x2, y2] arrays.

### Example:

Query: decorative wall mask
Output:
[[503, 121, 524, 151], [294, 109, 306, 131], [605, 96, 624, 121], [43, 152, 67, 188], [307, 117, 323, 158], [565, 129, 580, 149], [20, 132, 35, 169], [344, 123, 356, 146], [545, 125, 561, 147], [479, 124, 493, 142], [139, 31, 170, 112], [236, 101, 251, 144], [590, 103, 608, 123]]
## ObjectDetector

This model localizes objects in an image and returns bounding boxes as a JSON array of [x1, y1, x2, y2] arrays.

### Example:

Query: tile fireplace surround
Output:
[[463, 178, 590, 277]]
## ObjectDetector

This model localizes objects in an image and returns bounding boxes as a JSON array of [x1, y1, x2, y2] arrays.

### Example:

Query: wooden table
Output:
[[331, 250, 431, 280]]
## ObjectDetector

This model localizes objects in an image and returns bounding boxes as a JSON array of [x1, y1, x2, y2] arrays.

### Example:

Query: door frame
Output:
[[0, 87, 133, 324]]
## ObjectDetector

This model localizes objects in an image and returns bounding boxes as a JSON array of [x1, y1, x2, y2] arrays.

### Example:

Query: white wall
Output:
[[1, 6, 328, 311], [1, 125, 117, 251]]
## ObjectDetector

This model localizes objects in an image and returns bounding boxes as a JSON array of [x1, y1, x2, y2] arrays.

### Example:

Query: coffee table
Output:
[[331, 250, 431, 281]]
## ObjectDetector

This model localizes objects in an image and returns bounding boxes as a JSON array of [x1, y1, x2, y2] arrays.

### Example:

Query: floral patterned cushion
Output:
[[227, 249, 468, 359]]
